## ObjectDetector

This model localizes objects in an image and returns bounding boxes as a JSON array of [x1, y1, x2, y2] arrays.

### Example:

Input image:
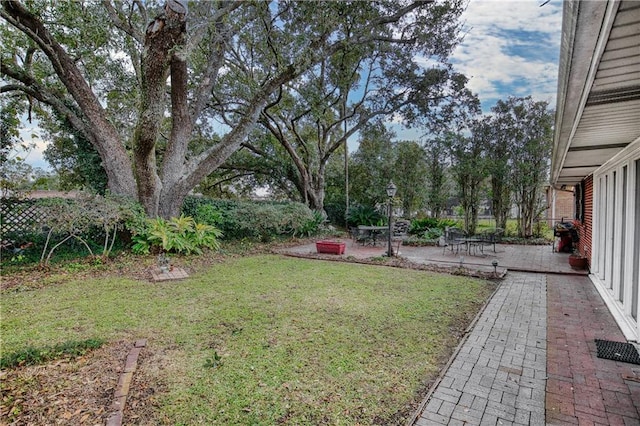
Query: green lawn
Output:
[[1, 254, 493, 425]]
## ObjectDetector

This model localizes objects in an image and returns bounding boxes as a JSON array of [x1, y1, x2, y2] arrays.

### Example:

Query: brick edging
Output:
[[106, 339, 147, 426]]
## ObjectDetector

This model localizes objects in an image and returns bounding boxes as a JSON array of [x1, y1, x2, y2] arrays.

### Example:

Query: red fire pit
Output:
[[315, 240, 346, 255]]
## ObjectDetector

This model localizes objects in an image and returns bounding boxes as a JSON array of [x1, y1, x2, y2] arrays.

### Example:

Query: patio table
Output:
[[464, 238, 484, 256], [357, 225, 388, 246]]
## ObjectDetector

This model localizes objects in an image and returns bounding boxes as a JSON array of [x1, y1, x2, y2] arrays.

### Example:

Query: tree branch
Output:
[[102, 0, 143, 43]]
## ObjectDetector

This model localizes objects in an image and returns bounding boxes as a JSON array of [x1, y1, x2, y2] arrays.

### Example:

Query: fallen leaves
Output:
[[0, 341, 129, 425]]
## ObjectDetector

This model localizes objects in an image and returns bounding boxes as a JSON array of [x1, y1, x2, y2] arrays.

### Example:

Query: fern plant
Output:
[[130, 215, 222, 255]]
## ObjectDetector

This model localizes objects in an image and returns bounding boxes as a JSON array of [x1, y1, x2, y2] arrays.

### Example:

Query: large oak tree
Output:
[[1, 0, 464, 217]]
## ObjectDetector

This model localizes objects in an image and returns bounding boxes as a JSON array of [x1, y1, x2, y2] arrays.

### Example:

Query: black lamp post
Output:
[[386, 181, 397, 257]]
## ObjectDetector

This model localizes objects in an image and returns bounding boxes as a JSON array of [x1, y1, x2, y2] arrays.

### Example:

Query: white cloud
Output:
[[451, 0, 562, 110]]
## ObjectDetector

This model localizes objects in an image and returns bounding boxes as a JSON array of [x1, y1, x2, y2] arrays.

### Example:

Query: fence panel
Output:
[[1, 198, 47, 234]]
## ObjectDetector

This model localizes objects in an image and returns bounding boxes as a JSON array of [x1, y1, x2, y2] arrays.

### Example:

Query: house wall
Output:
[[546, 187, 575, 226], [590, 140, 640, 341]]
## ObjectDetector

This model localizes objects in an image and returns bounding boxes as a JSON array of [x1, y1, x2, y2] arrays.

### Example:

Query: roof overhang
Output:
[[551, 0, 640, 188]]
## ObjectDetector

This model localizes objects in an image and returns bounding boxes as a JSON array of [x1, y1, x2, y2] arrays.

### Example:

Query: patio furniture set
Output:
[[351, 220, 410, 252], [443, 227, 504, 256]]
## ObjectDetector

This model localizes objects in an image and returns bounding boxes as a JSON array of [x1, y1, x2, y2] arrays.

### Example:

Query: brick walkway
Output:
[[413, 273, 640, 425], [415, 272, 547, 425]]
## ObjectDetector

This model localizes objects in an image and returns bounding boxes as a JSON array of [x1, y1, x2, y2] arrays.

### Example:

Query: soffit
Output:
[[552, 1, 640, 187]]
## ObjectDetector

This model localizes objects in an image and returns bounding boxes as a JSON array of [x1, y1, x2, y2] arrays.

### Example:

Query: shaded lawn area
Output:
[[1, 254, 494, 425]]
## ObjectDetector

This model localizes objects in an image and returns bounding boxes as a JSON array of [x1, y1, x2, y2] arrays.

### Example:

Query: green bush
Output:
[[182, 197, 316, 242], [346, 205, 385, 227], [409, 217, 459, 235], [130, 215, 222, 255], [324, 201, 346, 227], [1, 194, 145, 267], [294, 210, 325, 237], [194, 203, 223, 227]]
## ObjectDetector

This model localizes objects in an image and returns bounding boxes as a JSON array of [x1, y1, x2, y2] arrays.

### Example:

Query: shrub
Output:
[[409, 217, 459, 235], [294, 210, 325, 237], [130, 214, 222, 255], [346, 205, 385, 227], [324, 201, 346, 227], [194, 203, 223, 227], [20, 194, 144, 266], [182, 197, 315, 242]]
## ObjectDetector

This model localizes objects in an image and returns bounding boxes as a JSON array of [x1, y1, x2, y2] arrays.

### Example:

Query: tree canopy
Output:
[[1, 0, 467, 217]]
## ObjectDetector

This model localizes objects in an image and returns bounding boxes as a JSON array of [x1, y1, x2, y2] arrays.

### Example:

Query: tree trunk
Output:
[[1, 0, 138, 199], [157, 183, 189, 219]]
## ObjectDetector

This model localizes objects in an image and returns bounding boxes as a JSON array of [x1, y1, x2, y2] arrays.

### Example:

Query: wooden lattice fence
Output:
[[0, 198, 48, 234]]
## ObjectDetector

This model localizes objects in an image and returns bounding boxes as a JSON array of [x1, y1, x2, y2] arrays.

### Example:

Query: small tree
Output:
[[394, 140, 427, 218], [504, 97, 553, 237], [423, 137, 450, 219], [349, 123, 397, 207], [484, 101, 514, 230], [445, 123, 488, 236]]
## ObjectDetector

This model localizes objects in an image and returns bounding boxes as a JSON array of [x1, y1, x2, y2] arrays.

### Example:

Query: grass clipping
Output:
[[2, 254, 493, 425]]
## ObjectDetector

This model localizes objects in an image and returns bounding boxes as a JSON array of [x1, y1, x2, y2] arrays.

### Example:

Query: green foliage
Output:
[[194, 203, 223, 226], [43, 116, 108, 194], [486, 97, 553, 236], [409, 217, 459, 235], [423, 138, 451, 219], [204, 351, 223, 369], [294, 210, 325, 238], [130, 215, 222, 255], [349, 124, 397, 207], [394, 141, 428, 217], [346, 204, 385, 227], [182, 197, 315, 242], [0, 338, 104, 369], [324, 201, 347, 228], [0, 158, 34, 197]]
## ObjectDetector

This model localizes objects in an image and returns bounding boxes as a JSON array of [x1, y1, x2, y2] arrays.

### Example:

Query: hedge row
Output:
[[182, 196, 316, 242]]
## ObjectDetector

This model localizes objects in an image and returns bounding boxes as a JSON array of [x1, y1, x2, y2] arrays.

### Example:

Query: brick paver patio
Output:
[[546, 275, 640, 425]]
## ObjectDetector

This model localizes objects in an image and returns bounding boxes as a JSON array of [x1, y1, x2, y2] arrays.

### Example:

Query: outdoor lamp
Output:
[[492, 260, 498, 276], [386, 181, 397, 257], [386, 181, 397, 198]]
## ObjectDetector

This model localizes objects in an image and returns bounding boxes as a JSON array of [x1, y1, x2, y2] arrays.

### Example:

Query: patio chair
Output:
[[443, 227, 467, 255], [473, 228, 504, 255], [391, 219, 410, 253], [352, 226, 370, 246]]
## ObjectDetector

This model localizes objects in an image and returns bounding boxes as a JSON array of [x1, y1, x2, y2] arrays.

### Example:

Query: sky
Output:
[[452, 0, 562, 111], [392, 0, 563, 140], [17, 0, 563, 170]]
